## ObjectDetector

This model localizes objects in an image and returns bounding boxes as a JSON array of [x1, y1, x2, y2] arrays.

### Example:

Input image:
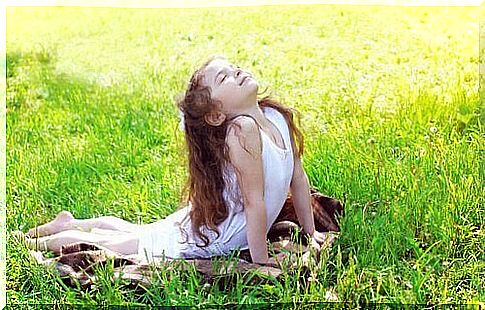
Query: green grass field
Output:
[[6, 4, 484, 306]]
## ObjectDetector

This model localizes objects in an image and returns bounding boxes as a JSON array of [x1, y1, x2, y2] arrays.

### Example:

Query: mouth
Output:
[[239, 75, 250, 86]]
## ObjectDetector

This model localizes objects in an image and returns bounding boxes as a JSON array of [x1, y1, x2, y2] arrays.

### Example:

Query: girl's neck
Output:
[[229, 102, 269, 128]]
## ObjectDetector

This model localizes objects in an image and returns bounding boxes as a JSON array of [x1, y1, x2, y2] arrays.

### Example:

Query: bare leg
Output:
[[27, 211, 140, 237], [23, 229, 138, 255], [89, 228, 124, 235]]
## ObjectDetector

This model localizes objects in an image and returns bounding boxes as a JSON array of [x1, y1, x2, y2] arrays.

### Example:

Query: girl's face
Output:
[[202, 59, 258, 116]]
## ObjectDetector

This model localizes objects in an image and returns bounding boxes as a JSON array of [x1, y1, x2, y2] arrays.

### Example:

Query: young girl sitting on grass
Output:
[[18, 56, 332, 266]]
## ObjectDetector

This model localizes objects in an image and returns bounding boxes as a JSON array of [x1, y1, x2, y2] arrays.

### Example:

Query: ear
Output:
[[204, 111, 227, 126]]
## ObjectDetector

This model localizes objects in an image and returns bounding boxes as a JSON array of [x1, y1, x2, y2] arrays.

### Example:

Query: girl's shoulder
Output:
[[225, 115, 262, 151], [226, 114, 260, 136]]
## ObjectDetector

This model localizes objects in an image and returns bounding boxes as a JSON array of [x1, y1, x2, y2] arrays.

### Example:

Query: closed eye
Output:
[[221, 75, 226, 83]]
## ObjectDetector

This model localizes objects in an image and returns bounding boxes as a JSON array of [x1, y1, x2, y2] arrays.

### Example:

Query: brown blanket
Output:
[[29, 188, 343, 291]]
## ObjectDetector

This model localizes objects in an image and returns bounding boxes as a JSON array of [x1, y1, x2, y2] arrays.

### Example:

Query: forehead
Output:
[[202, 59, 233, 85]]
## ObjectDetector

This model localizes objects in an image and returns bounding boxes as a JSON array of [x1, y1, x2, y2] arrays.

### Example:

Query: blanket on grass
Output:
[[28, 188, 343, 291]]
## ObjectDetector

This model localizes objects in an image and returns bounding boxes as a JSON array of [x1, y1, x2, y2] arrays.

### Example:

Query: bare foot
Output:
[[26, 237, 49, 252], [27, 211, 74, 238], [11, 230, 27, 243], [11, 230, 49, 251]]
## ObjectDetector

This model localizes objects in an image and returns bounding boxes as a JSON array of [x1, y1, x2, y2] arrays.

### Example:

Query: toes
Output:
[[10, 230, 47, 251], [11, 230, 26, 242], [25, 236, 49, 251]]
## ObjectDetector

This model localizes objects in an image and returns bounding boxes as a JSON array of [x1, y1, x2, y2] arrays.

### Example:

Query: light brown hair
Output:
[[176, 56, 304, 247]]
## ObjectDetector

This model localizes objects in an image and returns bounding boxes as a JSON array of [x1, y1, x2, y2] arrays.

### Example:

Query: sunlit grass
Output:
[[6, 4, 483, 305]]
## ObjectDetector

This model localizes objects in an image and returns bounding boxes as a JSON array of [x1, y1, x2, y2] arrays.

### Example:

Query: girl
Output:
[[19, 56, 331, 266]]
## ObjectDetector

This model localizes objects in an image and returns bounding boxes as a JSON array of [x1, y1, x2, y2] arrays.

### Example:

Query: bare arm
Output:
[[226, 117, 268, 264], [289, 137, 316, 237], [288, 134, 337, 255]]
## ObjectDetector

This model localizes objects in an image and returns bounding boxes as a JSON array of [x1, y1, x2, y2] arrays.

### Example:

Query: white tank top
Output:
[[177, 106, 295, 257]]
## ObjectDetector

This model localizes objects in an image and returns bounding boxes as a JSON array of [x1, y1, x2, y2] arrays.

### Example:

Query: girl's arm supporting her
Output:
[[226, 117, 269, 264], [289, 138, 316, 237], [289, 136, 338, 252]]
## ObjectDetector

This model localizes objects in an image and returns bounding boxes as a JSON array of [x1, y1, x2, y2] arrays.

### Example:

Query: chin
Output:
[[245, 80, 258, 93]]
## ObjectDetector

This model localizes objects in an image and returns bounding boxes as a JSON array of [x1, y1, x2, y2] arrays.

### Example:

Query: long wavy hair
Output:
[[176, 56, 305, 247]]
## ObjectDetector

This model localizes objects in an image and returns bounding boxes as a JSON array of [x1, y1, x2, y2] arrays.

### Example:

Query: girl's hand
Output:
[[310, 231, 338, 252], [308, 235, 321, 254], [265, 252, 295, 268], [266, 252, 286, 266], [301, 231, 338, 267]]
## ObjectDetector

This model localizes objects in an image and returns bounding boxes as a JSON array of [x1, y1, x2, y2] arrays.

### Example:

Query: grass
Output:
[[6, 4, 484, 306]]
